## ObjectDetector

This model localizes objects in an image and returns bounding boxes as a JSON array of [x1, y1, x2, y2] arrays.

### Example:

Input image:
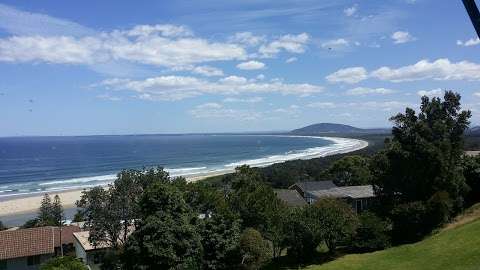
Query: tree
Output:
[[198, 213, 241, 269], [52, 195, 65, 226], [0, 220, 6, 231], [239, 228, 271, 270], [123, 182, 203, 270], [38, 194, 54, 226], [352, 212, 390, 252], [283, 208, 318, 262], [374, 91, 471, 206], [325, 155, 372, 186], [40, 256, 87, 270], [313, 198, 358, 253], [462, 154, 480, 205]]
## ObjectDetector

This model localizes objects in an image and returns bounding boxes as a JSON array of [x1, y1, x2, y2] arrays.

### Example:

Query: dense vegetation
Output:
[[40, 256, 88, 270], [305, 207, 480, 270], [21, 194, 65, 228], [67, 91, 480, 269]]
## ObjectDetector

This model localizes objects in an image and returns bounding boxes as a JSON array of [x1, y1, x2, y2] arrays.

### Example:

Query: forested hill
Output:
[[290, 123, 390, 135]]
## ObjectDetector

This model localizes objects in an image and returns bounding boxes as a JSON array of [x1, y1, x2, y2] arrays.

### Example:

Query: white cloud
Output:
[[223, 97, 263, 103], [97, 93, 122, 101], [228, 32, 265, 47], [344, 5, 358, 17], [258, 33, 309, 57], [457, 37, 480, 47], [325, 67, 368, 84], [285, 57, 297, 63], [236, 60, 266, 70], [98, 75, 323, 101], [371, 58, 480, 82], [417, 88, 443, 97], [391, 31, 416, 44], [307, 102, 337, 109], [329, 58, 480, 84], [0, 24, 247, 68], [189, 103, 261, 121], [474, 92, 480, 98], [346, 87, 395, 95], [192, 65, 224, 77], [320, 38, 349, 50]]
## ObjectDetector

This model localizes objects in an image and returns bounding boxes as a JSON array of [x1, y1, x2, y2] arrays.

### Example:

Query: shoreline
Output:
[[0, 136, 368, 221]]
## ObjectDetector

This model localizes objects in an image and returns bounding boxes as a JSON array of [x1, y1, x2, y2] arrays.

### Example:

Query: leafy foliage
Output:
[[352, 212, 390, 252], [239, 228, 271, 270], [39, 256, 87, 270], [325, 155, 372, 186]]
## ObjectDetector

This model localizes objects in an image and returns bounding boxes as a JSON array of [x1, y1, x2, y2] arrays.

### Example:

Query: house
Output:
[[289, 181, 337, 204], [305, 185, 375, 212], [73, 225, 134, 270], [73, 231, 110, 270], [287, 181, 376, 213], [0, 225, 81, 270], [274, 189, 307, 207]]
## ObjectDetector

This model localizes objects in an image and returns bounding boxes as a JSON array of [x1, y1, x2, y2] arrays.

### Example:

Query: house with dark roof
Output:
[[274, 189, 307, 207], [286, 181, 376, 212], [0, 225, 81, 270]]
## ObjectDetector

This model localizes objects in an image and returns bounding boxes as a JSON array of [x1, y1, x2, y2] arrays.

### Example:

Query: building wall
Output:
[[74, 239, 87, 264], [4, 254, 52, 270]]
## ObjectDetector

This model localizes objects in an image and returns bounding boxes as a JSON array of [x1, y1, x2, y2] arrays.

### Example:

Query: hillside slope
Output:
[[306, 210, 480, 270]]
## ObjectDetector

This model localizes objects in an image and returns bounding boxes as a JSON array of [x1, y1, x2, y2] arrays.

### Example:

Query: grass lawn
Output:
[[305, 215, 480, 270]]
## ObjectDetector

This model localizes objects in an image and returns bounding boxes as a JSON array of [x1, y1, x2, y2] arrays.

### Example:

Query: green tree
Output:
[[313, 198, 358, 253], [40, 256, 87, 270], [284, 208, 317, 262], [352, 212, 390, 252], [38, 194, 54, 226], [123, 181, 202, 270], [373, 91, 471, 207], [239, 228, 271, 270], [52, 195, 64, 226], [325, 155, 372, 186], [462, 154, 480, 205]]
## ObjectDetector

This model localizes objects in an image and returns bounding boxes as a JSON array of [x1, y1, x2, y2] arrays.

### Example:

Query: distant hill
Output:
[[290, 123, 390, 135], [467, 126, 480, 136]]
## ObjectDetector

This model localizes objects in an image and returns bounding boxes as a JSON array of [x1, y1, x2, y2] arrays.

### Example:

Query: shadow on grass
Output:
[[261, 250, 348, 270]]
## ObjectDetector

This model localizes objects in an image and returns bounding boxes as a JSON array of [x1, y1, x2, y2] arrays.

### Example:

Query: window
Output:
[[27, 255, 41, 266]]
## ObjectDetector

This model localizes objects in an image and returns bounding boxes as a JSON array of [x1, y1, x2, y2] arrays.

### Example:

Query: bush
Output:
[[352, 212, 390, 252], [239, 228, 271, 270], [427, 191, 453, 227], [40, 256, 87, 270], [391, 201, 430, 244]]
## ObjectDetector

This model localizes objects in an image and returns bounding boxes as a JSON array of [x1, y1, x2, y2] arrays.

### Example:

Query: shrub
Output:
[[40, 256, 87, 270], [352, 212, 390, 252], [391, 201, 429, 244], [239, 228, 271, 270]]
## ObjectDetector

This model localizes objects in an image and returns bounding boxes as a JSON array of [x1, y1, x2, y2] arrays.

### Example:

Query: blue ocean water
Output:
[[0, 134, 363, 198]]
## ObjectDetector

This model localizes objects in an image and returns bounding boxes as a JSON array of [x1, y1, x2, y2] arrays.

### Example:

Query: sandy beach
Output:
[[0, 137, 368, 218]]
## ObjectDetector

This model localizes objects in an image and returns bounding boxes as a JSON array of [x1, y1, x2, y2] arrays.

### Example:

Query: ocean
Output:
[[0, 134, 366, 199]]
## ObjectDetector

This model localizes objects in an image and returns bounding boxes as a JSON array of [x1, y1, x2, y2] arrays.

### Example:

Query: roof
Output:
[[274, 189, 307, 206], [54, 226, 82, 246], [73, 231, 109, 251], [307, 185, 374, 200], [290, 181, 337, 192], [0, 225, 82, 260], [0, 227, 55, 260]]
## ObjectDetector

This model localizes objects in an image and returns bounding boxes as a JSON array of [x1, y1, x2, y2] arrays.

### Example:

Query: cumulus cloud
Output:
[[189, 103, 261, 121], [307, 101, 413, 111], [457, 37, 480, 47], [307, 102, 337, 109], [258, 33, 309, 57], [228, 32, 265, 47], [346, 87, 395, 95], [97, 93, 122, 101], [285, 57, 297, 63], [98, 75, 323, 101], [474, 92, 480, 98], [344, 5, 358, 16], [0, 24, 247, 68], [417, 88, 443, 97], [192, 65, 224, 77], [223, 97, 263, 103], [327, 58, 480, 84], [320, 38, 349, 50], [236, 60, 266, 70], [371, 59, 480, 82], [391, 31, 416, 44], [325, 67, 368, 84]]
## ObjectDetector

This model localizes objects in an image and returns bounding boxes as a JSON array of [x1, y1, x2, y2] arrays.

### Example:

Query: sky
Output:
[[0, 0, 479, 136]]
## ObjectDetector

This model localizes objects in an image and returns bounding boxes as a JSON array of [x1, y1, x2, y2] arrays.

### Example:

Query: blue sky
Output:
[[0, 0, 479, 136]]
